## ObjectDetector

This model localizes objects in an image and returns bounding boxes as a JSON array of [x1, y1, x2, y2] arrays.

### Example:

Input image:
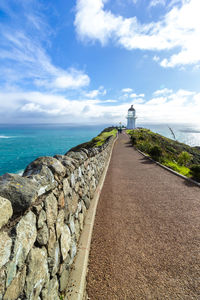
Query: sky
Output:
[[0, 0, 200, 125]]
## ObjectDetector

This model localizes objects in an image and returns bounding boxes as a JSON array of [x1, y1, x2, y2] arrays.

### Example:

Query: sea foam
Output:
[[0, 135, 11, 138]]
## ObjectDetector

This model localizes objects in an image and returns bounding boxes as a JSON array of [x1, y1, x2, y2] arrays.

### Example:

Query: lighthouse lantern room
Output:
[[126, 105, 136, 129]]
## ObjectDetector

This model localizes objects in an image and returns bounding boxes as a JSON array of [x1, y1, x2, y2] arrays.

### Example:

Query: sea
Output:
[[0, 123, 200, 176]]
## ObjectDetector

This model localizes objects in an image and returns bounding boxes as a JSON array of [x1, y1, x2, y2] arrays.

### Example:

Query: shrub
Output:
[[190, 164, 200, 181], [166, 146, 176, 153], [138, 135, 145, 141], [178, 151, 192, 166], [149, 145, 162, 161], [131, 136, 137, 145], [137, 141, 152, 154]]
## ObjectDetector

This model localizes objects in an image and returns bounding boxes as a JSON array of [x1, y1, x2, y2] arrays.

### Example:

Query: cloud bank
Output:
[[75, 0, 200, 68], [1, 88, 200, 125]]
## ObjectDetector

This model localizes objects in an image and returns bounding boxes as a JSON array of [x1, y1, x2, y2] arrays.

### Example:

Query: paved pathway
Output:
[[86, 133, 200, 300]]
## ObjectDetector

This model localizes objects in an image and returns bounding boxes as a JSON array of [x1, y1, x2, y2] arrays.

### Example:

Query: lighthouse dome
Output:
[[128, 105, 135, 111]]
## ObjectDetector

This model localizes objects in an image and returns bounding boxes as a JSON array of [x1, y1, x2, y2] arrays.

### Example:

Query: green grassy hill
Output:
[[67, 127, 117, 152], [127, 128, 200, 181]]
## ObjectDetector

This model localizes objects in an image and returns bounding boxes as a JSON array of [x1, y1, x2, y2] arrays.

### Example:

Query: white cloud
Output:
[[130, 93, 145, 98], [136, 88, 200, 124], [130, 93, 137, 98], [153, 88, 173, 95], [147, 96, 167, 105], [168, 0, 182, 8], [0, 87, 200, 125], [75, 0, 200, 67], [122, 88, 133, 93], [0, 89, 133, 124], [153, 55, 160, 62], [85, 86, 107, 98], [0, 6, 90, 91], [85, 90, 100, 98], [21, 103, 43, 112], [54, 70, 90, 89], [149, 0, 166, 8], [105, 99, 117, 103]]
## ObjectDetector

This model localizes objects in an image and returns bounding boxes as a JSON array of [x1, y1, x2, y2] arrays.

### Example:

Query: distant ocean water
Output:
[[0, 123, 200, 176], [0, 124, 106, 176]]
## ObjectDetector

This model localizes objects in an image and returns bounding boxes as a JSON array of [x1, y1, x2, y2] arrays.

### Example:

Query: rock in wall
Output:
[[0, 135, 115, 300]]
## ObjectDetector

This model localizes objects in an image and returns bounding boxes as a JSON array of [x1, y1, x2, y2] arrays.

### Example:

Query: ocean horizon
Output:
[[0, 123, 200, 176]]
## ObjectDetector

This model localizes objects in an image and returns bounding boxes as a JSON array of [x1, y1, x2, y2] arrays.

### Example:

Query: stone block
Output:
[[70, 173, 75, 188], [0, 196, 13, 229], [66, 151, 86, 163], [68, 215, 75, 235], [56, 210, 65, 239], [0, 267, 6, 299], [0, 173, 39, 213], [6, 211, 37, 287], [23, 164, 57, 196], [63, 178, 70, 196], [60, 225, 71, 261], [70, 241, 77, 260], [83, 195, 90, 209], [37, 224, 49, 246], [41, 275, 59, 300], [4, 266, 26, 300], [75, 182, 80, 192], [79, 213, 84, 231], [48, 227, 56, 258], [14, 211, 37, 268], [74, 219, 80, 241], [25, 247, 49, 300], [23, 156, 66, 177], [33, 203, 43, 214], [45, 193, 58, 228], [66, 192, 79, 214], [48, 241, 60, 276], [0, 232, 12, 269], [81, 200, 87, 216], [37, 209, 47, 229], [47, 276, 59, 300], [58, 191, 65, 208], [55, 155, 76, 173]]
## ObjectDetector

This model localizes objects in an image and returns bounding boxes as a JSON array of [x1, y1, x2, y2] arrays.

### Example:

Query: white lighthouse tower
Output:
[[126, 105, 136, 129]]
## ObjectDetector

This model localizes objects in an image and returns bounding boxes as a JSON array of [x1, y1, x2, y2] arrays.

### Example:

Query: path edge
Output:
[[65, 135, 118, 300], [124, 131, 200, 188], [137, 148, 200, 188]]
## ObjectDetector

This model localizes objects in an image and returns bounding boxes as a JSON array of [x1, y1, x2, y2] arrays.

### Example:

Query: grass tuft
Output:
[[163, 160, 191, 177]]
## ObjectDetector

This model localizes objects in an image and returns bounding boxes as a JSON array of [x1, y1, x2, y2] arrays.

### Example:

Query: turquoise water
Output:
[[0, 124, 105, 175], [0, 123, 200, 176]]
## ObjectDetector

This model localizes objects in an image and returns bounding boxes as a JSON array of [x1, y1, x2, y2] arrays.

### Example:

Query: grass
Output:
[[67, 127, 117, 153], [92, 129, 117, 147], [163, 160, 191, 177], [126, 128, 200, 180]]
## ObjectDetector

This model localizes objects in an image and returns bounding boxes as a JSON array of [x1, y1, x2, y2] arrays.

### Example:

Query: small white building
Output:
[[126, 105, 136, 129]]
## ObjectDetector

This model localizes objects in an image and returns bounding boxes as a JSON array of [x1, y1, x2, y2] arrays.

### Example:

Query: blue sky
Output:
[[0, 0, 200, 125]]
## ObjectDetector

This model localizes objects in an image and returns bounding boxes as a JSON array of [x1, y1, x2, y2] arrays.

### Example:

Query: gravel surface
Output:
[[86, 133, 200, 300]]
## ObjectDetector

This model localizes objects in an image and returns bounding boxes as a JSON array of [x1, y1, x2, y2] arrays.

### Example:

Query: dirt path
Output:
[[86, 132, 200, 300]]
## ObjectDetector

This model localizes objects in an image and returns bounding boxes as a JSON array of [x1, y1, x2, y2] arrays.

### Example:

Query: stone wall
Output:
[[0, 135, 115, 300]]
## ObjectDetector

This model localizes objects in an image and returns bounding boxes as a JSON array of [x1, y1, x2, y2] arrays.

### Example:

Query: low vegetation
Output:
[[68, 127, 117, 152], [92, 128, 117, 147], [127, 128, 200, 181]]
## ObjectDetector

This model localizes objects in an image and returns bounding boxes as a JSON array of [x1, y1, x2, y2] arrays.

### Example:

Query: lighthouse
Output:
[[126, 105, 136, 129]]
